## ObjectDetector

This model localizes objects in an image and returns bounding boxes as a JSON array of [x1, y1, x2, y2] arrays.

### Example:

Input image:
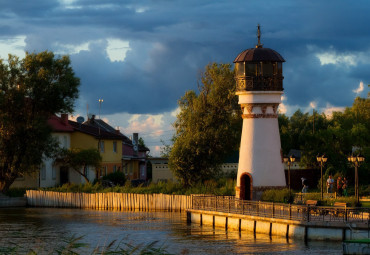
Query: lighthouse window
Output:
[[257, 62, 262, 76], [245, 63, 255, 76], [236, 63, 245, 76], [277, 62, 283, 75], [263, 62, 273, 76]]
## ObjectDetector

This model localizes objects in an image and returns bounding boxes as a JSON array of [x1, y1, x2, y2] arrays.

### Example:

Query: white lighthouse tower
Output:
[[234, 25, 286, 200]]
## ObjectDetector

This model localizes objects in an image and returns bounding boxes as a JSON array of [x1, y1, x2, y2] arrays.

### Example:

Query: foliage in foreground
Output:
[[0, 235, 174, 255], [41, 178, 236, 196]]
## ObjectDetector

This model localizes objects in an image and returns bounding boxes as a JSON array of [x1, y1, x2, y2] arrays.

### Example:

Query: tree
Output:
[[0, 51, 80, 192], [56, 148, 102, 183], [169, 63, 242, 186], [278, 94, 369, 186]]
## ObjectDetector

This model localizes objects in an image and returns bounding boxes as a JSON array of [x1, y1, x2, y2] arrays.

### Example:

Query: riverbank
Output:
[[0, 193, 27, 207]]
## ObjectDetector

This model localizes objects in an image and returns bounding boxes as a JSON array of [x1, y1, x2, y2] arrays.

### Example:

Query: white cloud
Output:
[[309, 101, 317, 109], [106, 39, 131, 62], [323, 104, 345, 118], [0, 36, 26, 59], [123, 115, 163, 136], [170, 107, 180, 117], [353, 81, 364, 94], [278, 103, 287, 114], [54, 41, 90, 55], [316, 51, 356, 67]]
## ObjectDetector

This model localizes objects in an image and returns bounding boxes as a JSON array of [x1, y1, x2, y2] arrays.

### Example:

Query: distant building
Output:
[[150, 154, 238, 183], [11, 114, 149, 189]]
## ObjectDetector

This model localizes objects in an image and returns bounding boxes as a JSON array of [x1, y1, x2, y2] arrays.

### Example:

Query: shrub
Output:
[[102, 172, 126, 186], [5, 188, 28, 197], [40, 178, 236, 196], [261, 188, 292, 203]]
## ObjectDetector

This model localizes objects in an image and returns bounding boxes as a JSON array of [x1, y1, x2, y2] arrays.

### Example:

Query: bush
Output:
[[102, 172, 126, 186], [261, 188, 292, 203], [5, 188, 28, 197], [41, 178, 236, 196]]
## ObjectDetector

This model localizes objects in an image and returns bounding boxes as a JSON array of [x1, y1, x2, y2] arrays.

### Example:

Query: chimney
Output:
[[61, 114, 68, 125], [133, 133, 138, 156]]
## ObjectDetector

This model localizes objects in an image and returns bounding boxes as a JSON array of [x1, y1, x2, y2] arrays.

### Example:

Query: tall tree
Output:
[[0, 51, 80, 192], [56, 148, 102, 183], [169, 63, 242, 186], [278, 95, 369, 185]]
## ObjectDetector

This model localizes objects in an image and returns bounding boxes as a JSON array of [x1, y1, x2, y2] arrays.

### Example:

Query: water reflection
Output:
[[0, 208, 342, 254]]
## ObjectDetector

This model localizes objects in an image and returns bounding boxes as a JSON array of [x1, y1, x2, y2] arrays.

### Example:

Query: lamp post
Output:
[[348, 154, 365, 205], [283, 155, 296, 197], [316, 154, 327, 200], [98, 98, 103, 119]]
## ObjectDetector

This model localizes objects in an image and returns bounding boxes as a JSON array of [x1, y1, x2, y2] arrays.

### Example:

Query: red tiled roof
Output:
[[48, 115, 74, 132], [69, 120, 126, 140]]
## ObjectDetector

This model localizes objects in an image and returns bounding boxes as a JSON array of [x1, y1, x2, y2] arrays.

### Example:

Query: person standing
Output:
[[337, 177, 342, 196], [301, 177, 308, 193], [327, 175, 334, 193], [342, 177, 348, 197]]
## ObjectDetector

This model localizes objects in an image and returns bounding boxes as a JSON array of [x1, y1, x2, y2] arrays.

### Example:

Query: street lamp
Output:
[[98, 98, 103, 119], [283, 155, 296, 197], [316, 154, 327, 200], [348, 154, 365, 205]]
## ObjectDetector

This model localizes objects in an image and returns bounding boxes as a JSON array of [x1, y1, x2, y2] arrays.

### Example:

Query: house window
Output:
[[86, 166, 90, 179], [113, 165, 117, 172], [99, 141, 105, 153], [52, 166, 56, 180], [63, 136, 68, 148], [129, 163, 133, 174], [100, 166, 107, 177], [40, 164, 46, 180], [113, 141, 117, 153]]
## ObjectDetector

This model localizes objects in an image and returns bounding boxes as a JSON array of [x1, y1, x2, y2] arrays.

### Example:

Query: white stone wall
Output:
[[237, 91, 286, 188]]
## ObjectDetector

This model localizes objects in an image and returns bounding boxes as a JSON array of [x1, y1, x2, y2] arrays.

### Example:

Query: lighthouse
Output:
[[234, 25, 286, 200]]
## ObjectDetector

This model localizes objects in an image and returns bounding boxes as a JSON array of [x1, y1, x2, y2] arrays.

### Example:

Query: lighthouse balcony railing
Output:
[[191, 195, 370, 224], [236, 76, 283, 91]]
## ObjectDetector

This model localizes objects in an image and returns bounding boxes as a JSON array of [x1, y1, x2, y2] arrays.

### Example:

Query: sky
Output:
[[0, 0, 369, 156]]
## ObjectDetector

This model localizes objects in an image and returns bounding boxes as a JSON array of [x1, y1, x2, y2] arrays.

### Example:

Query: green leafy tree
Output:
[[56, 148, 102, 183], [0, 51, 80, 192], [279, 94, 369, 186], [169, 63, 242, 186]]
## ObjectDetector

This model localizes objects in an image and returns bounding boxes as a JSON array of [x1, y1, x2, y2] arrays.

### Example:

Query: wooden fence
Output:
[[26, 190, 192, 212]]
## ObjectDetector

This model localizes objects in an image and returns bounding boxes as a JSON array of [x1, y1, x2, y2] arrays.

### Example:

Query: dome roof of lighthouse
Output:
[[233, 47, 285, 63]]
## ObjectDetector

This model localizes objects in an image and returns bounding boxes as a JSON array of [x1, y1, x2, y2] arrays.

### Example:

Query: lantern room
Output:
[[234, 25, 285, 92]]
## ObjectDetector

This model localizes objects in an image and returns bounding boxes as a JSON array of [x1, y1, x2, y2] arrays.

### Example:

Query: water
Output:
[[0, 208, 342, 254]]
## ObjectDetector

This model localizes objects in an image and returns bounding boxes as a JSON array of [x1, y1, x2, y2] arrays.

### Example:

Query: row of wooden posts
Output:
[[26, 190, 192, 211]]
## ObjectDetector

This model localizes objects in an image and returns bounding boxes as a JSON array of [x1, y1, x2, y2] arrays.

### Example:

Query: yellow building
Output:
[[69, 116, 124, 179]]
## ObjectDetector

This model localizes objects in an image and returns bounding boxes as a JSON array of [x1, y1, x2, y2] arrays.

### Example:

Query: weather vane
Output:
[[256, 24, 263, 48]]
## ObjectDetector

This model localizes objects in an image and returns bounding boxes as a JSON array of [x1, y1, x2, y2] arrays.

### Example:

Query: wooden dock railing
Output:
[[192, 195, 370, 223]]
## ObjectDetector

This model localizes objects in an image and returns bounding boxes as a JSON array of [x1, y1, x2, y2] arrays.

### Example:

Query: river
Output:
[[0, 208, 342, 254]]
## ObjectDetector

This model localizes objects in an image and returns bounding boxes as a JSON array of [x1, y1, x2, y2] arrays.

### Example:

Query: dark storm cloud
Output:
[[0, 0, 369, 115]]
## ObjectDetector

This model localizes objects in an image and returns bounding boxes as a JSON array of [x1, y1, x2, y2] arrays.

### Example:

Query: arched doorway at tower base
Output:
[[239, 173, 253, 200]]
